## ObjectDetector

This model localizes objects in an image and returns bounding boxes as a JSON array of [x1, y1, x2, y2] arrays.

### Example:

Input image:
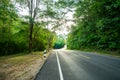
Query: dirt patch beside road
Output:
[[0, 52, 47, 80]]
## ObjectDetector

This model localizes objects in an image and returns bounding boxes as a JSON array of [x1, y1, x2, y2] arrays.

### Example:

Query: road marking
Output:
[[79, 54, 91, 59], [56, 52, 64, 80]]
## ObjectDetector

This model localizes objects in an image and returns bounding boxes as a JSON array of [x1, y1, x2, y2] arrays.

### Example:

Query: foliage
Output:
[[33, 26, 56, 51], [0, 0, 56, 56], [54, 35, 65, 49], [0, 0, 19, 55], [67, 0, 120, 52]]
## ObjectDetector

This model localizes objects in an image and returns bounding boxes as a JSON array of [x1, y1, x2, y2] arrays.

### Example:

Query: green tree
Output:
[[16, 0, 41, 52], [54, 35, 65, 49], [0, 0, 18, 55], [67, 0, 120, 52]]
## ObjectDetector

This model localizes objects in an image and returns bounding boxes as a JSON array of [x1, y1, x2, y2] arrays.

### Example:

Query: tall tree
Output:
[[16, 0, 41, 52]]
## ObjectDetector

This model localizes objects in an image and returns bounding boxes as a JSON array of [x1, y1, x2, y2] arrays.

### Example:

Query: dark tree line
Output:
[[54, 35, 65, 49]]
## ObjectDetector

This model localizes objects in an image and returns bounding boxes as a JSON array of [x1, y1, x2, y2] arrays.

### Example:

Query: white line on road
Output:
[[56, 52, 64, 80]]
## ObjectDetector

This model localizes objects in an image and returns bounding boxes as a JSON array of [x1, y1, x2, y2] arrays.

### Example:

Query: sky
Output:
[[54, 12, 75, 35], [17, 2, 75, 35]]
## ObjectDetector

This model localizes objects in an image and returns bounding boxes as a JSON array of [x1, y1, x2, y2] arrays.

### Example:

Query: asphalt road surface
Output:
[[35, 50, 120, 80]]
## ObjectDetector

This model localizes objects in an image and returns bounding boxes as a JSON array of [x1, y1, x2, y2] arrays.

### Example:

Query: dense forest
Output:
[[0, 0, 58, 56], [1, 0, 120, 56], [67, 0, 120, 53], [0, 0, 70, 56]]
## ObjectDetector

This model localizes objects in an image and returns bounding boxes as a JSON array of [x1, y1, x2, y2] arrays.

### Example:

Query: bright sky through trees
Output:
[[18, 5, 75, 35]]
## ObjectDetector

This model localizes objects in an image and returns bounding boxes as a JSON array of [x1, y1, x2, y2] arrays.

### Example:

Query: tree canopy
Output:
[[67, 0, 120, 53], [0, 0, 57, 56], [1, 0, 120, 56]]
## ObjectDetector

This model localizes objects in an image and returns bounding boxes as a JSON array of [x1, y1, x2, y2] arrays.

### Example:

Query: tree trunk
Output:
[[29, 22, 34, 53], [47, 32, 52, 52]]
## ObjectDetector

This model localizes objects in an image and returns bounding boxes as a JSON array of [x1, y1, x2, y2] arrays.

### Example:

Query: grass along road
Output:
[[0, 52, 44, 80]]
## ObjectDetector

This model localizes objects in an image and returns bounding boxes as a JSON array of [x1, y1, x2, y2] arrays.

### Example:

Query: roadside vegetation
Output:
[[0, 0, 67, 79], [67, 0, 120, 55], [0, 0, 59, 56], [1, 0, 120, 79], [54, 35, 65, 49]]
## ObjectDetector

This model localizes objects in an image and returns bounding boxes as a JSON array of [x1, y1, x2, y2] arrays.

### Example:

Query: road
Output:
[[35, 50, 120, 80]]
